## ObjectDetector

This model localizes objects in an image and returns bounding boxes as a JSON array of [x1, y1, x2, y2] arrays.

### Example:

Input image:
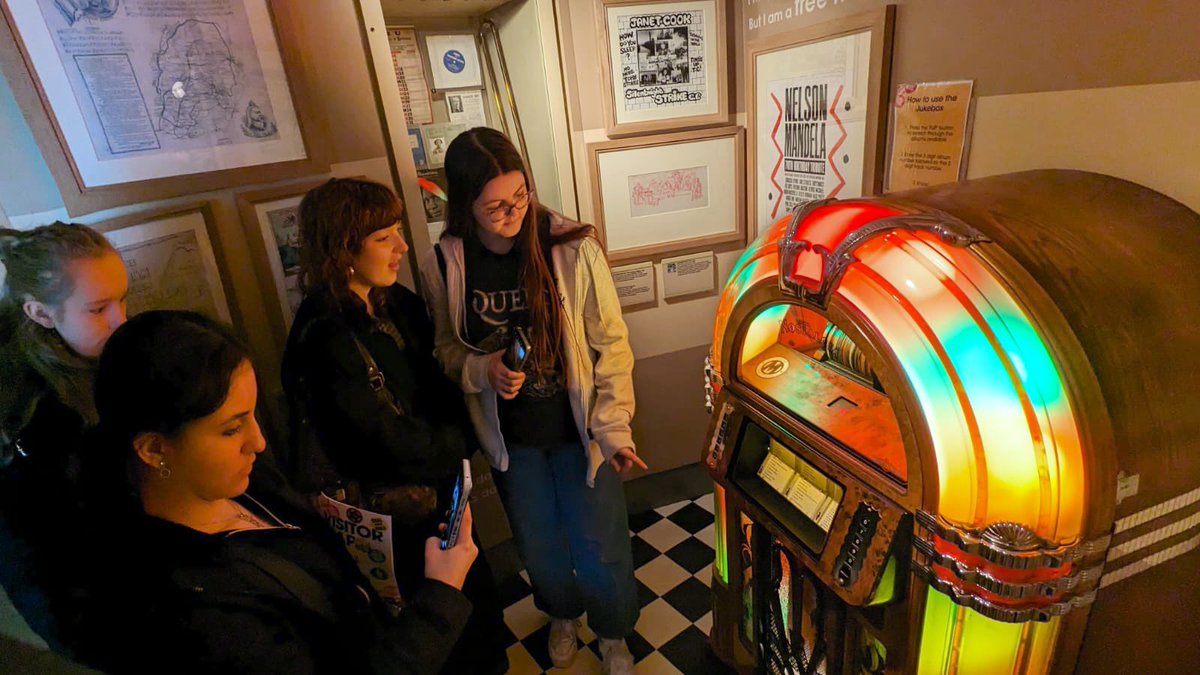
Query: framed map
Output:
[[0, 0, 329, 215], [588, 125, 744, 263], [95, 203, 235, 325]]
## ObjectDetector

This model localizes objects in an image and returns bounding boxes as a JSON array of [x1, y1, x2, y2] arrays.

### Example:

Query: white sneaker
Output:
[[549, 618, 580, 668], [599, 637, 635, 675]]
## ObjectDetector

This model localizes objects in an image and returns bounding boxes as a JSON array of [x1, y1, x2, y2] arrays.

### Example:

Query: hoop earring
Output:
[[159, 461, 171, 479]]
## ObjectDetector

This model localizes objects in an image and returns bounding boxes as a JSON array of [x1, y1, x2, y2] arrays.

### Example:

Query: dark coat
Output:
[[76, 472, 472, 675], [0, 342, 90, 652], [280, 285, 473, 489]]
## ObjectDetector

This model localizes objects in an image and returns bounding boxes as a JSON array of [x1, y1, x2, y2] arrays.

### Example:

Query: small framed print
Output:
[[595, 0, 729, 138], [95, 203, 235, 325], [235, 181, 326, 346], [588, 125, 745, 264]]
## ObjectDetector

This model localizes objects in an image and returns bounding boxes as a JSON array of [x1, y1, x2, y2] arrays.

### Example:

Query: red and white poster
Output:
[[754, 31, 872, 233]]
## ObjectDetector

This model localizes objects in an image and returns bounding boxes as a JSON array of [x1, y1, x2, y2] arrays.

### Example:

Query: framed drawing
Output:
[[588, 125, 744, 264], [0, 0, 329, 215], [596, 0, 729, 138], [746, 6, 894, 236], [94, 203, 235, 325], [235, 180, 325, 346]]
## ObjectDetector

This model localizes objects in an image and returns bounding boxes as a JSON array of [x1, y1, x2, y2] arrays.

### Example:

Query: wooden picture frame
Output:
[[745, 6, 895, 236], [93, 202, 237, 326], [595, 0, 729, 138], [0, 0, 330, 216], [235, 180, 326, 348], [588, 125, 745, 264]]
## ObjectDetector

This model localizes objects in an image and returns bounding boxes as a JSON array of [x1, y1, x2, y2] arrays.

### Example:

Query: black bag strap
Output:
[[348, 332, 405, 418], [223, 544, 342, 623], [434, 243, 447, 282]]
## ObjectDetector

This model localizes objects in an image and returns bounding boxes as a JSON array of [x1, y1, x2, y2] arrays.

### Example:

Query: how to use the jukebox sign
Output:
[[702, 170, 1200, 674]]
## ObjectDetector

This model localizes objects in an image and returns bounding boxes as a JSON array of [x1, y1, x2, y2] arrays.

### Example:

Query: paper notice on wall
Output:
[[387, 27, 433, 125], [661, 250, 715, 299], [316, 494, 402, 607], [611, 260, 656, 308], [887, 80, 974, 192], [446, 89, 487, 129]]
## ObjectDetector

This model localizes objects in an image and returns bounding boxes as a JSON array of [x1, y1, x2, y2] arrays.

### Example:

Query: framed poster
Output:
[[588, 125, 744, 263], [423, 33, 481, 91], [0, 0, 329, 216], [235, 180, 325, 346], [747, 7, 894, 236], [94, 203, 235, 325], [596, 0, 728, 138]]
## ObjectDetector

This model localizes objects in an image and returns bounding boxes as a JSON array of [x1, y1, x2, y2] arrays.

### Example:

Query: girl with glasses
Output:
[[423, 128, 646, 674]]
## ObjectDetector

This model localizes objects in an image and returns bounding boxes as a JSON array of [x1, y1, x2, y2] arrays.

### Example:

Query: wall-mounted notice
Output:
[[387, 27, 433, 125], [661, 250, 715, 299], [611, 260, 656, 308], [446, 89, 487, 129], [887, 81, 974, 192]]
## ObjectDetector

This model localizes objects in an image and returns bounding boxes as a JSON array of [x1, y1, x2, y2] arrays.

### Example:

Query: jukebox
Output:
[[703, 171, 1200, 674]]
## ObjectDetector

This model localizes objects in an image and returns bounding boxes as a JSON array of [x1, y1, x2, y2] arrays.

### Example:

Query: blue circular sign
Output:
[[443, 49, 466, 74]]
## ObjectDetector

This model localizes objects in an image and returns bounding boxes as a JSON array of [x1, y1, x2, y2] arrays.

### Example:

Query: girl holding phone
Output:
[[423, 128, 646, 674]]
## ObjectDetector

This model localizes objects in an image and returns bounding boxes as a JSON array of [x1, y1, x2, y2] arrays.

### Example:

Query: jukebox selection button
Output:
[[835, 503, 881, 587]]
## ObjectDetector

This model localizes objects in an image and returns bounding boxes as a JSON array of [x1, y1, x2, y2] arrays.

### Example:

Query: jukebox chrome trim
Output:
[[915, 511, 1111, 569], [914, 564, 1098, 623]]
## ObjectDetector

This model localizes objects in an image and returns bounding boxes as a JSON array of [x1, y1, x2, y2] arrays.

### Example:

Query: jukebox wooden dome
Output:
[[704, 170, 1200, 674]]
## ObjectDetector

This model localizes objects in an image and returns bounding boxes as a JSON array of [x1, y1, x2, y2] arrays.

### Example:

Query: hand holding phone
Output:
[[425, 505, 477, 590], [504, 326, 531, 371], [440, 459, 473, 550]]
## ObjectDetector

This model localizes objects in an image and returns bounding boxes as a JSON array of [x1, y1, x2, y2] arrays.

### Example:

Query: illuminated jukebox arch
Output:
[[703, 170, 1200, 674]]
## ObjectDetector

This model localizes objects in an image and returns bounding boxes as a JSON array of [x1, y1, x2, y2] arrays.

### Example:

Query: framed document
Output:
[[95, 203, 235, 325], [746, 6, 894, 235], [588, 125, 744, 263], [596, 0, 728, 138], [0, 0, 329, 215], [235, 181, 326, 346]]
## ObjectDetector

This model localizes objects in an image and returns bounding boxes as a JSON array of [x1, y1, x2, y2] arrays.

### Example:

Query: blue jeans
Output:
[[493, 441, 639, 639]]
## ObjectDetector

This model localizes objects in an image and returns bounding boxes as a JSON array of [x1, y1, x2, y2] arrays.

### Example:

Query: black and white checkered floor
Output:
[[497, 492, 734, 674]]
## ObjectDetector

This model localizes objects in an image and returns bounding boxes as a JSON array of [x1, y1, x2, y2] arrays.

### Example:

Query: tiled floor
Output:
[[499, 493, 733, 674]]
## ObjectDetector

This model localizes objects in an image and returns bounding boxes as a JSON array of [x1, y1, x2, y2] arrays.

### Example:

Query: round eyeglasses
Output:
[[481, 189, 534, 224]]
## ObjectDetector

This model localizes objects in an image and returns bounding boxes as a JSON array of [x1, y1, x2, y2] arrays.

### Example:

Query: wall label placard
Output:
[[611, 260, 656, 308], [661, 250, 716, 299]]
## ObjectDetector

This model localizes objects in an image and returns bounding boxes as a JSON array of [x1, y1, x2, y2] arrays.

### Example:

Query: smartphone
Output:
[[504, 326, 531, 371], [440, 459, 473, 550]]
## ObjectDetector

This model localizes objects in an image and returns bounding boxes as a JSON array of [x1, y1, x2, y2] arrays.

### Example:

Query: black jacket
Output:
[[77, 473, 472, 674], [0, 342, 90, 652], [281, 286, 473, 488]]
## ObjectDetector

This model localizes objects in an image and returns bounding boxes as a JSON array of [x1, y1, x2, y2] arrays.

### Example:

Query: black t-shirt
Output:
[[462, 234, 576, 447]]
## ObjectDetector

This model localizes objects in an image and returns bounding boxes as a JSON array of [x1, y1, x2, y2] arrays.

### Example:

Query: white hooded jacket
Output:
[[419, 219, 636, 486]]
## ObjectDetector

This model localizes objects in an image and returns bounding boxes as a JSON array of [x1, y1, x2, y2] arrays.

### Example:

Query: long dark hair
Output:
[[0, 222, 117, 428], [297, 178, 405, 314], [444, 128, 594, 380], [94, 311, 252, 499]]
